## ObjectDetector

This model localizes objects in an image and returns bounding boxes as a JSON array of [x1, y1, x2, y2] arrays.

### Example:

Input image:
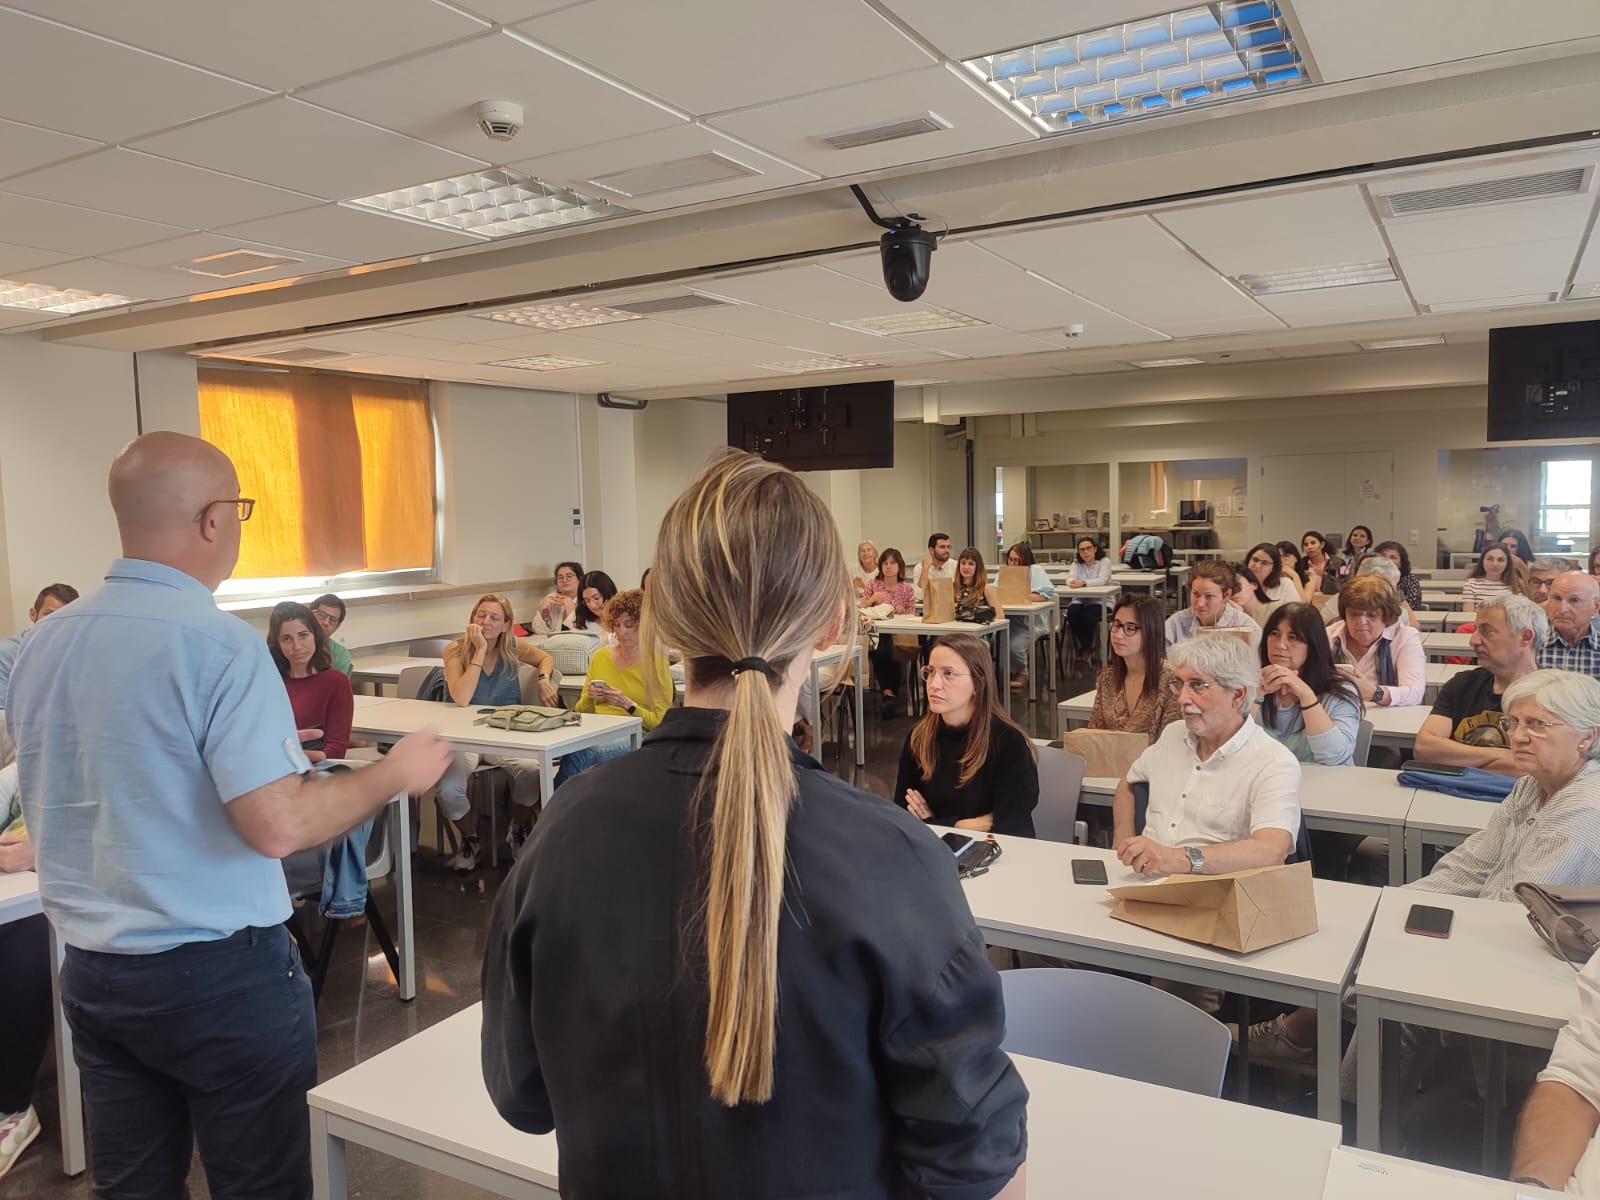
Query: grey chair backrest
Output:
[[517, 663, 563, 705], [409, 638, 452, 657], [1000, 968, 1231, 1097], [1033, 745, 1086, 844], [397, 664, 435, 701], [1353, 718, 1374, 767]]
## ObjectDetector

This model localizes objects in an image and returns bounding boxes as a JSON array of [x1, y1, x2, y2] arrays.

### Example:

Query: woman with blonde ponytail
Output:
[[482, 448, 1028, 1198]]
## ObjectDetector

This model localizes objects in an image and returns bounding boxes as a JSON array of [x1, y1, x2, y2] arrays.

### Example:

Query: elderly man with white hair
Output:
[[1113, 634, 1302, 879], [1541, 571, 1600, 677]]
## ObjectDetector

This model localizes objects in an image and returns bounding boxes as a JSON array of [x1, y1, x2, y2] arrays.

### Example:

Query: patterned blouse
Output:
[[1090, 663, 1183, 740], [862, 579, 916, 614]]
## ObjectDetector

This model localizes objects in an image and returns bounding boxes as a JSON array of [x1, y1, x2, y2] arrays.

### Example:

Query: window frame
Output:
[[1537, 457, 1593, 555]]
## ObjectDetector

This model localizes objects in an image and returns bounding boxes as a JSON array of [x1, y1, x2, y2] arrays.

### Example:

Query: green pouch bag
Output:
[[473, 704, 580, 734]]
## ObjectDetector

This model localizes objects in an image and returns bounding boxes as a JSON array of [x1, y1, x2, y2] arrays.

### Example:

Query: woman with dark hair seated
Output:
[[1372, 540, 1423, 609], [1090, 594, 1180, 738], [268, 601, 353, 764], [1300, 530, 1342, 596], [1236, 542, 1300, 622], [1064, 535, 1115, 664], [1338, 525, 1374, 579], [894, 634, 1037, 836], [575, 570, 619, 644], [530, 561, 584, 636], [1500, 528, 1534, 573], [1255, 602, 1363, 766], [861, 548, 915, 708]]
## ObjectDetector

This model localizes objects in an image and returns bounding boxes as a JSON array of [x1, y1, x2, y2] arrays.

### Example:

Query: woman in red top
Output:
[[268, 601, 353, 763]]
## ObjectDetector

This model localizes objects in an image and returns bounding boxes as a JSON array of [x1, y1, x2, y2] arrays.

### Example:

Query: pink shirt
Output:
[[1325, 619, 1426, 707], [862, 580, 915, 614]]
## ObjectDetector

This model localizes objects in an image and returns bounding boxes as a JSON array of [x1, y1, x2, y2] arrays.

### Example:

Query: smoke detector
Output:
[[474, 100, 524, 142]]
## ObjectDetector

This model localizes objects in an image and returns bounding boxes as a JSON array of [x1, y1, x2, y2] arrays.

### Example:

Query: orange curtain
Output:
[[198, 368, 435, 580]]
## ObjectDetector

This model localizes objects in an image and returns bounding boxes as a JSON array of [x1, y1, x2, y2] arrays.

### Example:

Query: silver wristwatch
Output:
[[1185, 846, 1205, 874]]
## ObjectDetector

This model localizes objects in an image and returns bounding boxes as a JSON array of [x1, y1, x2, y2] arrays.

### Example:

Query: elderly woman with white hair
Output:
[[851, 539, 879, 594], [1113, 634, 1302, 879]]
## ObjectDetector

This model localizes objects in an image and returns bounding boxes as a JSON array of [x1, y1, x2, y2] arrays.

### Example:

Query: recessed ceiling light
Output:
[[344, 168, 631, 241], [476, 301, 642, 330], [1356, 335, 1445, 350], [0, 279, 138, 314], [836, 308, 986, 335], [963, 2, 1308, 135], [1130, 356, 1205, 368], [1568, 283, 1600, 300], [757, 356, 880, 373], [1235, 259, 1397, 295], [489, 355, 604, 371], [176, 250, 301, 279]]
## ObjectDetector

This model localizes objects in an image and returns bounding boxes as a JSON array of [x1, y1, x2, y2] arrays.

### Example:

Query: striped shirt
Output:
[[1539, 617, 1600, 678], [1460, 577, 1514, 607], [1409, 760, 1600, 901]]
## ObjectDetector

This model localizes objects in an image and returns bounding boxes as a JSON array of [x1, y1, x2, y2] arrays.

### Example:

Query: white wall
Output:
[[630, 397, 729, 577], [0, 334, 138, 627]]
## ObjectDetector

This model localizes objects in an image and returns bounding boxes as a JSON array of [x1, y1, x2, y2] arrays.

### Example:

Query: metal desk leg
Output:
[[1315, 990, 1343, 1123], [1387, 824, 1405, 886], [310, 1107, 348, 1200], [1356, 999, 1382, 1149], [1404, 826, 1424, 883], [1100, 597, 1112, 668], [996, 626, 1011, 717], [1028, 615, 1038, 704], [853, 645, 866, 767], [1484, 1041, 1507, 1176], [1047, 607, 1059, 694], [50, 924, 85, 1175], [389, 797, 416, 1002], [540, 756, 555, 808]]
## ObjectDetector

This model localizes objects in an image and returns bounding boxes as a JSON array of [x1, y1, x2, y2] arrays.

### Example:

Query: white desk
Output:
[[349, 654, 443, 695], [1422, 632, 1477, 662], [872, 616, 1012, 715], [1056, 689, 1096, 737], [1425, 662, 1472, 703], [1402, 790, 1496, 881], [1003, 599, 1059, 702], [0, 872, 85, 1176], [1365, 704, 1429, 751], [309, 1001, 1341, 1200], [961, 834, 1380, 1122], [1323, 1146, 1566, 1198], [1112, 564, 1191, 606], [1059, 583, 1122, 667], [350, 697, 643, 801], [1354, 888, 1577, 1152]]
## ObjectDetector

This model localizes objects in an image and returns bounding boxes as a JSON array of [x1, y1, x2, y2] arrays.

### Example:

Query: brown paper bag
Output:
[[1106, 861, 1318, 953], [923, 577, 956, 624], [1061, 728, 1149, 777], [995, 565, 1033, 608]]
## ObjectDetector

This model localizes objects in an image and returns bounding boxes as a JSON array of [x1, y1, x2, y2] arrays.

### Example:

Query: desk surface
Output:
[[1422, 632, 1477, 657], [0, 869, 41, 923], [1404, 790, 1497, 840], [349, 697, 642, 756], [874, 616, 1008, 636], [963, 835, 1380, 995], [311, 1001, 1340, 1200], [1299, 765, 1416, 824], [1427, 662, 1472, 688], [1365, 704, 1429, 739], [1354, 888, 1577, 1036], [1323, 1146, 1565, 1198], [350, 654, 443, 682]]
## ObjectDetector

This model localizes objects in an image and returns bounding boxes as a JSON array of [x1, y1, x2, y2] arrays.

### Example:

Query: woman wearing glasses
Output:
[[1090, 594, 1181, 739], [894, 634, 1038, 836], [529, 561, 584, 636]]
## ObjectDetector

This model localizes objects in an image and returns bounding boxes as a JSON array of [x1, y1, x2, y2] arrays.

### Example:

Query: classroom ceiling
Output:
[[0, 0, 1597, 398]]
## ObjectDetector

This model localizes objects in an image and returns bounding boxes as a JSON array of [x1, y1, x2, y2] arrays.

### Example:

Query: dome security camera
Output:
[[474, 100, 524, 142], [879, 226, 938, 304]]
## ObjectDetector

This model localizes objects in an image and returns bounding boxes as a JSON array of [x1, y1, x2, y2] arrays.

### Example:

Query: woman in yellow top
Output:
[[557, 589, 672, 786]]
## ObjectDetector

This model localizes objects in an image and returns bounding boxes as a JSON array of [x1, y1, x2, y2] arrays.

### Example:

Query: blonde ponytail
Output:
[[645, 449, 854, 1106]]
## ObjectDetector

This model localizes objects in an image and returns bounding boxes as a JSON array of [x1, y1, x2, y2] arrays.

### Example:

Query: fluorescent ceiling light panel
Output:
[[963, 1, 1307, 135], [177, 250, 301, 279], [344, 168, 631, 241], [0, 279, 138, 314], [837, 308, 986, 335], [1356, 335, 1445, 350], [757, 356, 880, 373], [476, 300, 641, 330], [489, 355, 604, 370], [1130, 356, 1205, 367], [1236, 259, 1396, 295]]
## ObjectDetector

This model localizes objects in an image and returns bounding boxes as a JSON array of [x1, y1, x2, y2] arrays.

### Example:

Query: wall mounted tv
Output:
[[1487, 319, 1600, 442], [727, 381, 894, 471]]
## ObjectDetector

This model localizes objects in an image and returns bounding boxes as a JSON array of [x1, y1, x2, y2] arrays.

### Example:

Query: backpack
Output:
[[1120, 534, 1171, 571], [416, 665, 449, 703]]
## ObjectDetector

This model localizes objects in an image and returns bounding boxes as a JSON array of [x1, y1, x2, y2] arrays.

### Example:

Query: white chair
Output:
[[1033, 745, 1088, 845], [1000, 968, 1232, 1097]]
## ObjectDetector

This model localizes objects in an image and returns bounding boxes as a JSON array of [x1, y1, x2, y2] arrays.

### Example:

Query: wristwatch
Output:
[[1372, 684, 1387, 705], [1185, 846, 1205, 874]]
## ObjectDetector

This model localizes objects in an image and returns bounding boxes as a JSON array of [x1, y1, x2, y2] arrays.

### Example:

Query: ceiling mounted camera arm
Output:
[[850, 185, 928, 232], [851, 186, 940, 303]]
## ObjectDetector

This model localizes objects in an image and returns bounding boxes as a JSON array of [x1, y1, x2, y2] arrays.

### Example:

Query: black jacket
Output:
[[894, 720, 1039, 837], [481, 706, 1027, 1199]]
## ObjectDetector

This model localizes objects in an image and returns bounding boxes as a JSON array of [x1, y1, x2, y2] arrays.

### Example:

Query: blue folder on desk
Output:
[[1396, 766, 1514, 802]]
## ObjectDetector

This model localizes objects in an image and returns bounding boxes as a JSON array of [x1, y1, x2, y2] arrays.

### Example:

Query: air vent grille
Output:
[[820, 114, 949, 151], [611, 294, 736, 315], [1380, 167, 1587, 216]]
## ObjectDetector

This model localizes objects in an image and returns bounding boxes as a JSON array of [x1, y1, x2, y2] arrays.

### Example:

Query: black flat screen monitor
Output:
[[727, 381, 894, 471], [1177, 500, 1210, 524], [1487, 320, 1600, 442]]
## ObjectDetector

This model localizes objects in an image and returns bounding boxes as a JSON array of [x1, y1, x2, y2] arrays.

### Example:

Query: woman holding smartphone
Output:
[[557, 589, 671, 784], [482, 451, 1027, 1199]]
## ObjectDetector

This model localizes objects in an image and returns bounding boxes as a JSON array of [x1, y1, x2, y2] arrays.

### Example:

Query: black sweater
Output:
[[894, 719, 1039, 837], [481, 706, 1028, 1200]]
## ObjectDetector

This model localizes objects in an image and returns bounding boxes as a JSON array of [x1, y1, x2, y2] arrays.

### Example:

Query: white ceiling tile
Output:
[[300, 32, 684, 163], [214, 204, 483, 263], [508, 123, 814, 213], [518, 0, 934, 113], [1269, 342, 1360, 359], [456, 0, 591, 22], [4, 149, 318, 230], [102, 232, 354, 281], [0, 190, 188, 256], [387, 315, 538, 343], [1292, 0, 1600, 83], [897, 326, 1056, 356], [1576, 230, 1600, 284], [1425, 294, 1561, 314], [559, 320, 775, 354], [1254, 281, 1417, 326], [0, 308, 58, 331], [1158, 187, 1378, 247], [642, 304, 893, 355], [1155, 314, 1287, 337], [709, 64, 1033, 177], [22, 258, 212, 302], [874, 0, 1159, 59], [133, 99, 489, 202], [0, 10, 266, 143], [979, 216, 1281, 332], [1400, 238, 1579, 305], [1, 0, 488, 92], [701, 266, 904, 322], [0, 240, 73, 276], [0, 118, 103, 183], [1380, 195, 1596, 258], [1187, 229, 1394, 277], [302, 330, 515, 364]]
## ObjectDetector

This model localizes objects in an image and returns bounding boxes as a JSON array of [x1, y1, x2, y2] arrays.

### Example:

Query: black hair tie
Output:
[[730, 656, 773, 678]]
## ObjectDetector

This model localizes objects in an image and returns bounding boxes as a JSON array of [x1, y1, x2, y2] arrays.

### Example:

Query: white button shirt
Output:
[[1126, 715, 1302, 848], [1538, 949, 1600, 1193]]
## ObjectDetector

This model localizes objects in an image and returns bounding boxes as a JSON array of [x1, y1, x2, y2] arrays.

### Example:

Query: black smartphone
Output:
[[1404, 904, 1454, 938], [1401, 760, 1468, 777], [940, 831, 976, 855], [1071, 859, 1109, 885]]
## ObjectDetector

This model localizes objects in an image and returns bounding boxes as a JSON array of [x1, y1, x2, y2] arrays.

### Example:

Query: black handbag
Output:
[[955, 600, 997, 624]]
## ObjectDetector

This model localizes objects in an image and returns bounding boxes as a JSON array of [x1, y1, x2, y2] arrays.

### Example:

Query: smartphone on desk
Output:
[[1401, 760, 1468, 777], [1071, 859, 1109, 885], [1405, 903, 1454, 938], [941, 831, 976, 856]]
